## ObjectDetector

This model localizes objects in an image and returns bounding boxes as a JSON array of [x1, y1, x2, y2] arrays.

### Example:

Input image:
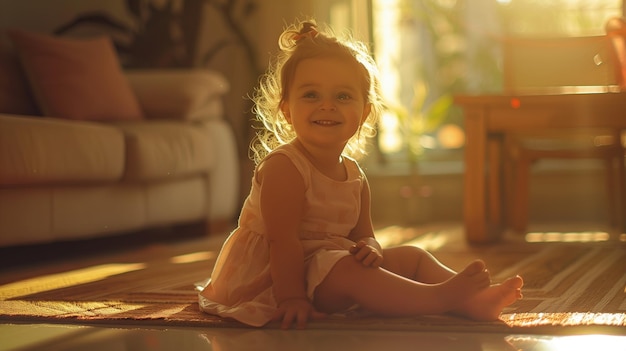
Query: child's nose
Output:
[[319, 98, 336, 111]]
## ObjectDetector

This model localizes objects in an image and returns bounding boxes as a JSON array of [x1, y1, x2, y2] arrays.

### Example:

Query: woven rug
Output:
[[1, 224, 625, 334]]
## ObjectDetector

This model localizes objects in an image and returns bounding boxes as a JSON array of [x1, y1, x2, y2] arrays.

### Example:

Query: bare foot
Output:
[[453, 275, 524, 321], [437, 260, 491, 307], [453, 260, 490, 288]]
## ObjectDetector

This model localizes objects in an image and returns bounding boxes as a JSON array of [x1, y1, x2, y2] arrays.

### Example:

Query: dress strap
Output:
[[263, 144, 312, 188], [342, 155, 366, 184]]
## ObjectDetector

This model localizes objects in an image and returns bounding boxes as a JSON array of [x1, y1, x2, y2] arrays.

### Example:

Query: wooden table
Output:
[[454, 90, 626, 243]]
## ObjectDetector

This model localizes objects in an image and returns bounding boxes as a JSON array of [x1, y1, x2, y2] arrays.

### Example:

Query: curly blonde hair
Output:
[[250, 20, 383, 164]]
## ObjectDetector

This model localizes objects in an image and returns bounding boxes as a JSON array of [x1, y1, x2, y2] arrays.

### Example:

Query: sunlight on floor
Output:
[[374, 225, 449, 251], [0, 263, 146, 299], [404, 233, 448, 251], [506, 334, 626, 351], [525, 231, 611, 243], [503, 312, 626, 328], [169, 251, 217, 264]]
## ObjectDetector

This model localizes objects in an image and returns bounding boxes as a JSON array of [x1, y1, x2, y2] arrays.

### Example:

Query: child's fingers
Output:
[[349, 245, 358, 254], [362, 249, 383, 267], [280, 310, 296, 329], [312, 310, 328, 320], [296, 311, 309, 329], [352, 246, 369, 261], [349, 241, 365, 253], [271, 306, 284, 322], [274, 300, 322, 329], [351, 245, 382, 267]]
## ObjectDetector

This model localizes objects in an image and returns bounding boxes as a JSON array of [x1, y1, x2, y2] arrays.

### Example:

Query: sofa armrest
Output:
[[125, 69, 229, 121]]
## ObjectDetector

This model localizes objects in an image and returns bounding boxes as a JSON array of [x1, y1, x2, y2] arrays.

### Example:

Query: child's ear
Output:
[[360, 103, 372, 125], [280, 101, 292, 123]]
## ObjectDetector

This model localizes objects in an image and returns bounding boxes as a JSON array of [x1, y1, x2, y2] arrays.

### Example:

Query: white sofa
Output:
[[0, 69, 240, 247]]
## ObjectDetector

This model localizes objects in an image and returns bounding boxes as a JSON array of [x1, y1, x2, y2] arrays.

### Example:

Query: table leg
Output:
[[463, 108, 489, 243], [487, 135, 504, 233], [616, 131, 625, 233]]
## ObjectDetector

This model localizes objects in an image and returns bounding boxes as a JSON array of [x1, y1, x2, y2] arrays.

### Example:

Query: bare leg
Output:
[[313, 255, 489, 316], [380, 246, 457, 283], [314, 245, 523, 321], [381, 245, 523, 321]]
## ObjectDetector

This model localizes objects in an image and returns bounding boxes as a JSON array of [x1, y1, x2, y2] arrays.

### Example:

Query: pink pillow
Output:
[[0, 45, 39, 115], [7, 29, 143, 121]]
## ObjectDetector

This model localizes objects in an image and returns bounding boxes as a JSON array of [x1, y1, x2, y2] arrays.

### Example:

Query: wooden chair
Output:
[[605, 17, 626, 231], [502, 32, 625, 233], [505, 130, 623, 233]]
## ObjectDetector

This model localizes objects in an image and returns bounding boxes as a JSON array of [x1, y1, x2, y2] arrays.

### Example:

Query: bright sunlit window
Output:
[[371, 0, 622, 166]]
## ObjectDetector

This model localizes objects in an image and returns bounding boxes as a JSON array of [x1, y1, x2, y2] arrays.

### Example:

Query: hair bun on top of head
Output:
[[294, 22, 318, 41], [279, 21, 319, 49]]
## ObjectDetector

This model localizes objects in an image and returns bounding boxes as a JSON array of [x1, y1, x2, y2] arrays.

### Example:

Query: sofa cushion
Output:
[[126, 69, 228, 121], [0, 185, 147, 245], [0, 42, 39, 115], [7, 29, 143, 121], [0, 115, 125, 185], [114, 121, 215, 181]]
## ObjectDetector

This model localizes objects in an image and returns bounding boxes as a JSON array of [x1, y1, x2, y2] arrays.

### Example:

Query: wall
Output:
[[0, 1, 133, 32], [368, 160, 612, 228]]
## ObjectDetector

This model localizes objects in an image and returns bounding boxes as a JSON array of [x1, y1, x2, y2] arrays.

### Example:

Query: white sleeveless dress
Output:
[[198, 143, 364, 326]]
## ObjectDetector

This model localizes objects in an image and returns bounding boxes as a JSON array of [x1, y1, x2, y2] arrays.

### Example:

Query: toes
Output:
[[502, 275, 524, 289], [462, 260, 486, 276]]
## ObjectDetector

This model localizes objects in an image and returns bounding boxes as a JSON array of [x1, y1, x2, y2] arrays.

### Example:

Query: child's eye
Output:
[[337, 93, 352, 101], [303, 91, 318, 99]]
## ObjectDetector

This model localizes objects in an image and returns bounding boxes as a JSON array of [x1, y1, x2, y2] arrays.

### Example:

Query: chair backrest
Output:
[[605, 17, 626, 89], [502, 35, 619, 94]]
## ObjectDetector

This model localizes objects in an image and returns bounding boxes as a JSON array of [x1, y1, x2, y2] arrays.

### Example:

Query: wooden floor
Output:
[[2, 219, 623, 286]]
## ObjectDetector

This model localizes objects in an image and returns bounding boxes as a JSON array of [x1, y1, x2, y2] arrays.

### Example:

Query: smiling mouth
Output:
[[314, 120, 340, 126]]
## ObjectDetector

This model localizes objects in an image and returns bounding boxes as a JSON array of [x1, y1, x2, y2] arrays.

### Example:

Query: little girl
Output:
[[198, 20, 523, 329]]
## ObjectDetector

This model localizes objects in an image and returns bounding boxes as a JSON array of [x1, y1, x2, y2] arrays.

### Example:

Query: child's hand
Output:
[[349, 240, 383, 268], [272, 297, 326, 329]]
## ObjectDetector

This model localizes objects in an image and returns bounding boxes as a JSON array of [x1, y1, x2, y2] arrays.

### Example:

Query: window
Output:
[[370, 0, 622, 168]]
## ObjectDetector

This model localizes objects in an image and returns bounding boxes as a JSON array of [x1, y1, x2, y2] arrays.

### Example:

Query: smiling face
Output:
[[281, 56, 371, 154]]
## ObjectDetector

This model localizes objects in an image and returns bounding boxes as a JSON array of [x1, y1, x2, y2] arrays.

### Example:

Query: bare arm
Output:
[[258, 154, 323, 328], [348, 175, 383, 267]]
